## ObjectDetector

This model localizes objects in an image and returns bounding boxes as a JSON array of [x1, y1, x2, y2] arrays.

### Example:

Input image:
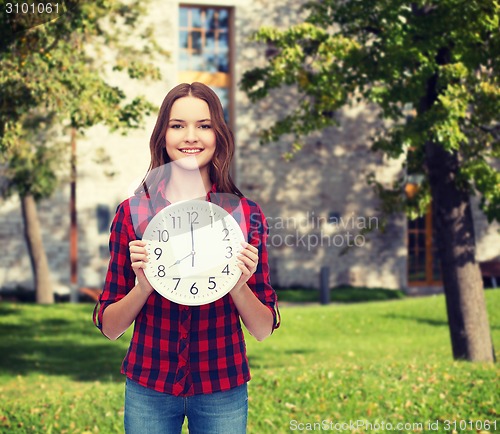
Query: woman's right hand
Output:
[[129, 240, 155, 295], [101, 240, 154, 339]]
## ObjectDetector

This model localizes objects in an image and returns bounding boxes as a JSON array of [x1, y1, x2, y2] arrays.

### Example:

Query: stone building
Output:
[[1, 0, 499, 296]]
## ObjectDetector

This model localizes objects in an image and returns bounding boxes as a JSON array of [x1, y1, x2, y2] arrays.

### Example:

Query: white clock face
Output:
[[142, 199, 245, 305]]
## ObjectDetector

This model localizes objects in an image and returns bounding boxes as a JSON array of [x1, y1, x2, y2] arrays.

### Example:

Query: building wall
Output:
[[1, 0, 499, 294]]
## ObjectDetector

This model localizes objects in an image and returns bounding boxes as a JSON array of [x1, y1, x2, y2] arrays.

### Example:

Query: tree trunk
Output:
[[425, 142, 495, 362], [418, 44, 495, 362], [20, 193, 54, 304]]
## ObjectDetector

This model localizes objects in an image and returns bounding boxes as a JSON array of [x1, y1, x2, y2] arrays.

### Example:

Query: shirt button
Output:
[[182, 332, 188, 339]]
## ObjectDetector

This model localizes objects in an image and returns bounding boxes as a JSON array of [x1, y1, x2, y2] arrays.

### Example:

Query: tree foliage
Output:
[[0, 0, 165, 199], [241, 0, 500, 221], [242, 0, 499, 361]]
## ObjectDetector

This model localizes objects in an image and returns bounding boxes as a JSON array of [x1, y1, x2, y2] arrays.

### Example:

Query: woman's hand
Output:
[[231, 242, 259, 294], [228, 241, 274, 340], [101, 240, 154, 339], [129, 240, 154, 295]]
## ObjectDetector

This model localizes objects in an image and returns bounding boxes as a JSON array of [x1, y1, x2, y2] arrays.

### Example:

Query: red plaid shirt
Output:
[[94, 183, 279, 396]]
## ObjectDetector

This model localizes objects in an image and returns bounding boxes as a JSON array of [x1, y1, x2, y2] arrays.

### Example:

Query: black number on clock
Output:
[[222, 228, 230, 241], [154, 248, 162, 260], [187, 211, 199, 224], [208, 277, 216, 290], [157, 229, 169, 242], [173, 277, 181, 290], [222, 265, 230, 275], [190, 282, 199, 295], [172, 216, 181, 229], [225, 246, 233, 258], [158, 265, 166, 277]]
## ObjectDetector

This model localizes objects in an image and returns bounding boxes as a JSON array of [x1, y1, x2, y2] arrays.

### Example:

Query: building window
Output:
[[407, 206, 442, 286], [96, 204, 111, 234], [179, 5, 232, 124], [405, 144, 442, 287]]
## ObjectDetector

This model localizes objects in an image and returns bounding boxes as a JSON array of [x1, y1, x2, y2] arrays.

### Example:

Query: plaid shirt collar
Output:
[[152, 178, 218, 204]]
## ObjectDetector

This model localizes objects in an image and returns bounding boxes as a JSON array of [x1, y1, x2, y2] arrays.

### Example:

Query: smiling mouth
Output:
[[180, 148, 203, 154]]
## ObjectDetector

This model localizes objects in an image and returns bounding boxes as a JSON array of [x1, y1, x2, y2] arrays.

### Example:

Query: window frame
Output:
[[407, 200, 442, 287]]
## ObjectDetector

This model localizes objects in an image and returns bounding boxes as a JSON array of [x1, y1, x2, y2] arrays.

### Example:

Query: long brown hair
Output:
[[135, 82, 243, 197]]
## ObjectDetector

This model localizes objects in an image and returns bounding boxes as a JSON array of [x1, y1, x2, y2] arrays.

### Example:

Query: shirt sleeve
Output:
[[246, 204, 280, 331], [93, 201, 137, 336]]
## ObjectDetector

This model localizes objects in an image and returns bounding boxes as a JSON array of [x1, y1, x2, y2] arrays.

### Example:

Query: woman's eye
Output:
[[170, 124, 182, 129], [200, 124, 212, 129]]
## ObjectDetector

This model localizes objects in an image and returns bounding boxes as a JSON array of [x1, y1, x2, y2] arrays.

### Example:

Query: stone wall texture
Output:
[[1, 0, 499, 294]]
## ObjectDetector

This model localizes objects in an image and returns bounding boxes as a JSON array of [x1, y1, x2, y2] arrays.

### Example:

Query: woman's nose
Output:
[[184, 125, 198, 142]]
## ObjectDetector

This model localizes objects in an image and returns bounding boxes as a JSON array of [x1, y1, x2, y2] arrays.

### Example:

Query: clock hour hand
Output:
[[169, 251, 193, 268]]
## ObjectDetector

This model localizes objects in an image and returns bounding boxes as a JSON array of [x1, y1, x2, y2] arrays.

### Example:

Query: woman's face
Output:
[[165, 96, 216, 173]]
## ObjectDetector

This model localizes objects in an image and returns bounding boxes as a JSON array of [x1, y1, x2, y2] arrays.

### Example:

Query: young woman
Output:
[[94, 82, 280, 434]]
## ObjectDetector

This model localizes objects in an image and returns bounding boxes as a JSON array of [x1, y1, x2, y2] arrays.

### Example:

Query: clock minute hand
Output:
[[190, 222, 196, 267]]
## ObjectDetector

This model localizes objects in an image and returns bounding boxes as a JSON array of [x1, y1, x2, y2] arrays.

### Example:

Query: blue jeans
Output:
[[124, 378, 248, 434]]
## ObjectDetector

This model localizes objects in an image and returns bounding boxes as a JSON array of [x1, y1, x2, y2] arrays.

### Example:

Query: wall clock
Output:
[[142, 199, 245, 305]]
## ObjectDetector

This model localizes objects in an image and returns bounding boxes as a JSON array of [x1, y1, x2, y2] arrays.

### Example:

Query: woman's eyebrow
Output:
[[168, 118, 211, 123]]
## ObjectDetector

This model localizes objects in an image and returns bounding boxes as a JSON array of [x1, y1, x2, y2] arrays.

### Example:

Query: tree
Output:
[[241, 0, 499, 362], [0, 0, 165, 303]]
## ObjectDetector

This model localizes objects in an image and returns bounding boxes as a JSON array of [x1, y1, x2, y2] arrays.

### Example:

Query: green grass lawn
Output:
[[0, 291, 499, 434]]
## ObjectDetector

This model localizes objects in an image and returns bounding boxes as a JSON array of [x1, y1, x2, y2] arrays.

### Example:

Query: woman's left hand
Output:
[[231, 242, 259, 293]]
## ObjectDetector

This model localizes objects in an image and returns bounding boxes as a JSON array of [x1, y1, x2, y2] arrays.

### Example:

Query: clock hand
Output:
[[191, 221, 195, 251], [190, 221, 196, 267], [169, 252, 193, 268]]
